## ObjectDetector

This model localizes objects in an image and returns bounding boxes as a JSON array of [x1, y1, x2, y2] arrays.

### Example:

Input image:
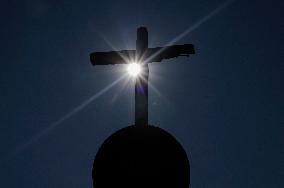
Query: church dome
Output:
[[92, 125, 190, 188]]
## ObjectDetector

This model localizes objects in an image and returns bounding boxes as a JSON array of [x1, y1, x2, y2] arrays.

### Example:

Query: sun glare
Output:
[[127, 63, 141, 77]]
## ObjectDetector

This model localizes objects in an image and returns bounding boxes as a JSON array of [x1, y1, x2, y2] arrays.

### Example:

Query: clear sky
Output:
[[0, 0, 283, 187]]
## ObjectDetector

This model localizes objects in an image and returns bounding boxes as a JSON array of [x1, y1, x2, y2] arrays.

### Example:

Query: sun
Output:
[[127, 62, 141, 77]]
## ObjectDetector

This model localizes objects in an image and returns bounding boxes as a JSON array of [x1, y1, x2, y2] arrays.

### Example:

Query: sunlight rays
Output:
[[4, 75, 127, 161], [145, 0, 236, 64]]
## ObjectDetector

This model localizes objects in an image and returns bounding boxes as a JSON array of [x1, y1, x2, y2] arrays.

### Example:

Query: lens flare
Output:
[[127, 63, 141, 77]]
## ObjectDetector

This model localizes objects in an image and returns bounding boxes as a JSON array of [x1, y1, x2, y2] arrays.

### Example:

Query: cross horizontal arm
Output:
[[90, 44, 195, 66], [147, 44, 195, 63], [90, 50, 136, 66]]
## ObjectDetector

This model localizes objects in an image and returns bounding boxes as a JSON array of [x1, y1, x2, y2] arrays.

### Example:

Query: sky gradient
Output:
[[0, 0, 283, 187]]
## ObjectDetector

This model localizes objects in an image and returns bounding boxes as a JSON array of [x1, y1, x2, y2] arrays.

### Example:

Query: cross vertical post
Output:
[[135, 27, 149, 126]]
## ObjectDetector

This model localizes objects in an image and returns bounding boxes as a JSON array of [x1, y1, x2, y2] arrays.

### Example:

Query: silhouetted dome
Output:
[[92, 125, 190, 188]]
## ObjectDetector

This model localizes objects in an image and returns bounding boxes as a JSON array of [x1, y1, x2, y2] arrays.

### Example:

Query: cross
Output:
[[90, 27, 195, 126]]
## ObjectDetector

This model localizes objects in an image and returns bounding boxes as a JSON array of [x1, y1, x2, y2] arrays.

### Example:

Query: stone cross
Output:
[[90, 27, 195, 126]]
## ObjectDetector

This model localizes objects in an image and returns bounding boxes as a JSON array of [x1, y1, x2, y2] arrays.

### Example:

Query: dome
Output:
[[93, 125, 190, 188]]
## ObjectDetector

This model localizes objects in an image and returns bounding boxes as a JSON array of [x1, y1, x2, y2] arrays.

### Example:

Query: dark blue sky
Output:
[[0, 0, 283, 187]]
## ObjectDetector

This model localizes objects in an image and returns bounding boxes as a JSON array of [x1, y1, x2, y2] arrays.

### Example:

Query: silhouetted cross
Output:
[[90, 27, 195, 126]]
